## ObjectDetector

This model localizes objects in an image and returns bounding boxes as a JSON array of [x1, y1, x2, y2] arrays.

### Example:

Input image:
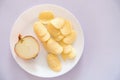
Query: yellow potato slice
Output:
[[61, 48, 76, 61], [68, 48, 76, 59], [60, 20, 72, 36], [59, 41, 68, 46], [38, 11, 54, 21], [54, 34, 64, 42], [43, 42, 49, 52], [46, 38, 63, 55], [34, 21, 47, 37], [46, 23, 60, 38], [47, 53, 62, 72], [62, 30, 77, 44], [51, 17, 65, 29], [40, 32, 50, 42], [39, 20, 50, 25], [63, 45, 72, 54]]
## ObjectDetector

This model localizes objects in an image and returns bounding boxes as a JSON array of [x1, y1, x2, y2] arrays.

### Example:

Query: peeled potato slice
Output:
[[38, 11, 54, 21], [14, 35, 40, 60], [61, 48, 76, 61], [63, 45, 72, 54], [46, 23, 60, 38], [59, 41, 68, 46], [47, 53, 62, 72], [51, 17, 65, 29], [34, 21, 48, 37], [60, 20, 72, 36], [54, 34, 64, 41], [40, 32, 50, 42], [46, 38, 63, 55], [62, 30, 77, 44], [68, 48, 76, 59]]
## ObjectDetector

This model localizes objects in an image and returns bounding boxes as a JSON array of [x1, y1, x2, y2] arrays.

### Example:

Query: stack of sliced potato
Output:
[[33, 11, 77, 72]]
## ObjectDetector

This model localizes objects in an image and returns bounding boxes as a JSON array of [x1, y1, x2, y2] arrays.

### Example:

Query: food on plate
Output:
[[14, 34, 40, 60], [47, 53, 62, 72], [60, 20, 72, 36], [62, 45, 72, 54], [51, 17, 65, 29], [32, 11, 77, 72], [38, 11, 54, 24], [61, 48, 76, 61], [46, 23, 60, 38], [39, 32, 50, 42], [34, 21, 48, 37], [62, 30, 77, 44], [58, 41, 68, 46], [54, 34, 64, 41], [34, 21, 50, 42], [46, 38, 63, 55]]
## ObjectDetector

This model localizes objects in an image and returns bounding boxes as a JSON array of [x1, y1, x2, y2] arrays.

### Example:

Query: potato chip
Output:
[[34, 21, 47, 37], [39, 20, 50, 25], [61, 48, 76, 61], [68, 48, 76, 59], [54, 34, 64, 41], [47, 53, 62, 72], [60, 20, 72, 36], [51, 17, 65, 29], [62, 30, 77, 44], [58, 41, 68, 46], [38, 11, 54, 21], [40, 32, 50, 42], [46, 38, 63, 55], [46, 23, 60, 38], [63, 45, 72, 54]]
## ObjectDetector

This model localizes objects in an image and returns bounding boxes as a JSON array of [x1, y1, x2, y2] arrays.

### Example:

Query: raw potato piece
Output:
[[60, 20, 72, 36], [61, 48, 76, 61], [47, 53, 62, 72], [38, 11, 54, 24], [34, 21, 48, 37], [46, 23, 60, 38], [63, 45, 72, 54], [51, 18, 65, 29], [62, 30, 77, 44], [46, 38, 63, 55], [54, 34, 64, 41], [59, 41, 68, 46], [34, 21, 51, 42], [14, 35, 40, 60], [40, 32, 50, 42]]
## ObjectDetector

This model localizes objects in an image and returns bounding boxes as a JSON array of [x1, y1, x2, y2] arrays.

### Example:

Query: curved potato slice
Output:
[[47, 53, 62, 72], [61, 48, 76, 61], [62, 30, 77, 44], [46, 38, 63, 55], [60, 20, 72, 36], [46, 23, 60, 38], [38, 11, 54, 21], [51, 17, 65, 29], [63, 45, 72, 54], [40, 32, 50, 42], [34, 21, 47, 37], [54, 34, 64, 41], [68, 48, 76, 59], [39, 20, 50, 25]]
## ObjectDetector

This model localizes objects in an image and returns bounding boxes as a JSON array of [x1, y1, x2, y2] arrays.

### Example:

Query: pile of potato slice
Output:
[[33, 11, 77, 72]]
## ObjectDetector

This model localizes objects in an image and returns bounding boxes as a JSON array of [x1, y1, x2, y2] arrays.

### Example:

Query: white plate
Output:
[[10, 4, 84, 78]]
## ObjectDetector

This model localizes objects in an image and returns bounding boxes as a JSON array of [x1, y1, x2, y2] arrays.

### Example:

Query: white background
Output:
[[0, 0, 120, 80]]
